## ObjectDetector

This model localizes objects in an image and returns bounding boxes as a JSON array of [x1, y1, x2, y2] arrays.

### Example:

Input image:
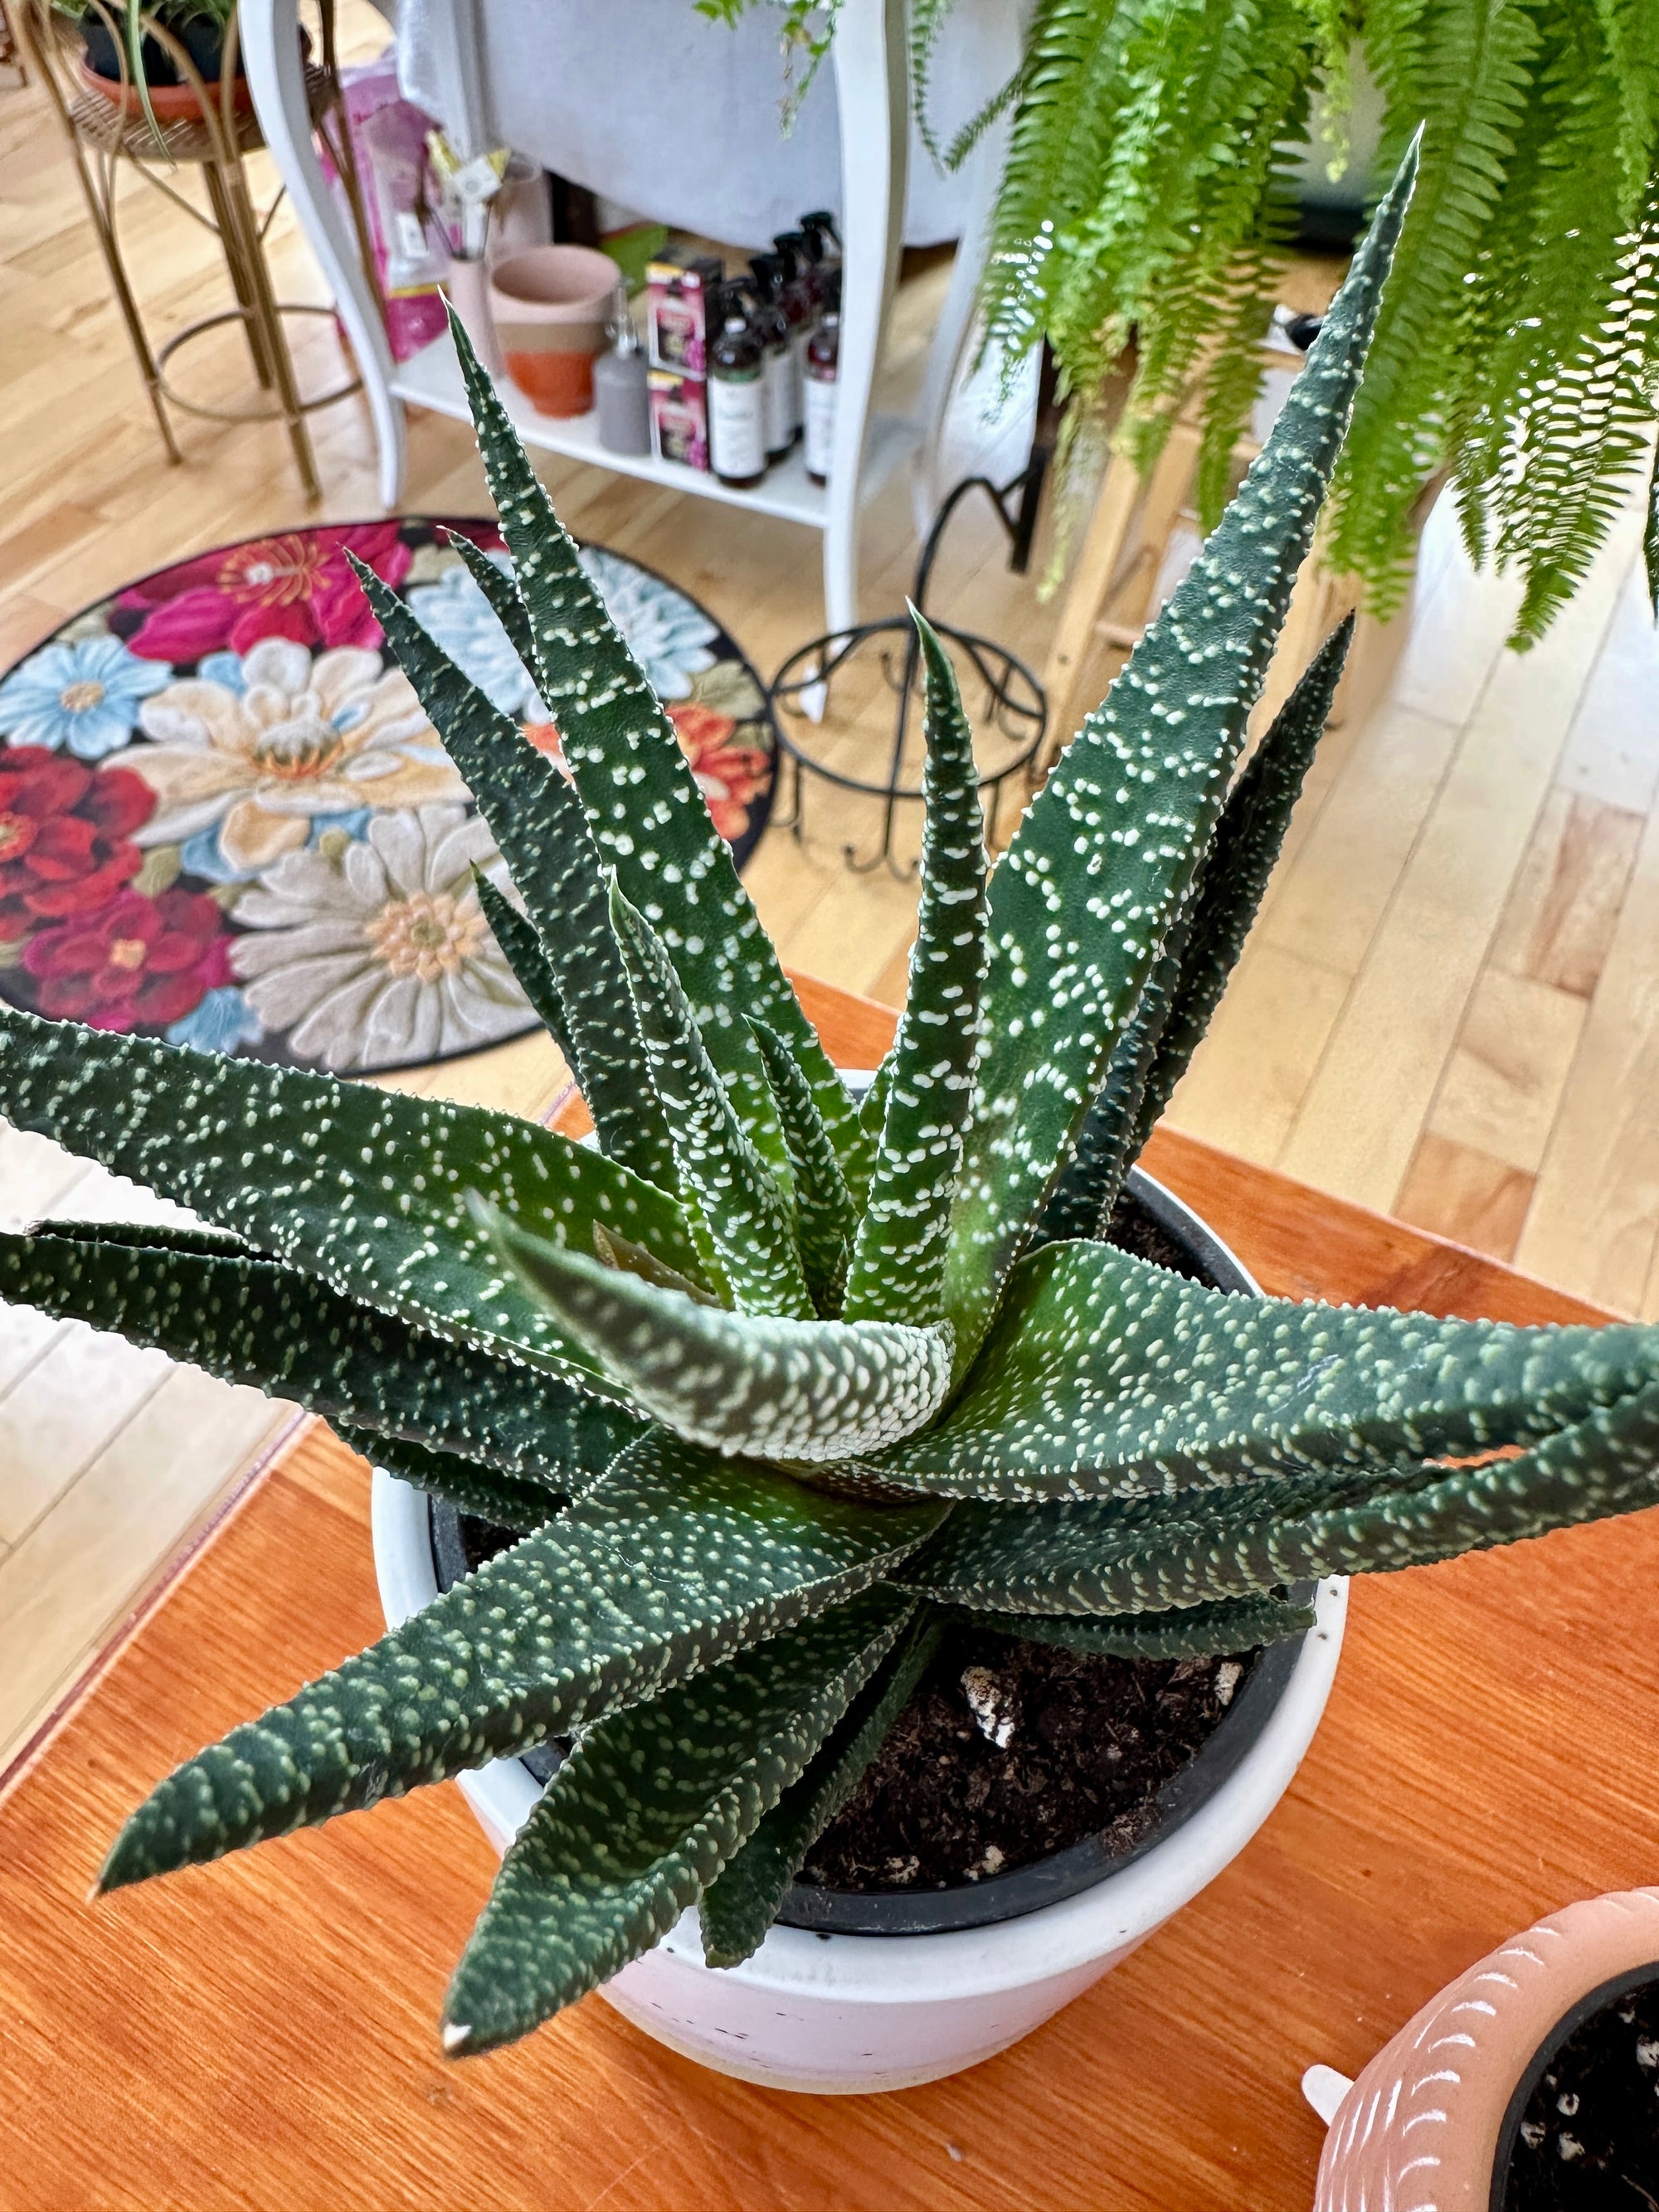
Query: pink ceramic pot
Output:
[[488, 245, 618, 418], [1312, 1887, 1659, 2207]]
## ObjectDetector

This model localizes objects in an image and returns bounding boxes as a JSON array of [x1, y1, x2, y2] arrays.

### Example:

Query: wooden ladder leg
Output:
[[1039, 451, 1142, 769]]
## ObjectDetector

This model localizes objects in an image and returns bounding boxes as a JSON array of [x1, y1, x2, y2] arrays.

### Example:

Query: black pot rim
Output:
[[1488, 1959, 1659, 2210], [427, 1167, 1318, 1939]]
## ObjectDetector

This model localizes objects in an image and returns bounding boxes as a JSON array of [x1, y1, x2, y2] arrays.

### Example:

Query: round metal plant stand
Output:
[[767, 468, 1049, 878], [18, 0, 372, 501]]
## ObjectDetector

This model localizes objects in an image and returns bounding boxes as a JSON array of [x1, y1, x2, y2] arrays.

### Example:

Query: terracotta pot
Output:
[[1312, 1887, 1659, 2207], [488, 245, 619, 418], [77, 53, 252, 119]]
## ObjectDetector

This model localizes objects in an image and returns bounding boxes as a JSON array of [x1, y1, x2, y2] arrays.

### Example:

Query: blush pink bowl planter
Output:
[[1309, 1887, 1659, 2207], [369, 1171, 1348, 2095]]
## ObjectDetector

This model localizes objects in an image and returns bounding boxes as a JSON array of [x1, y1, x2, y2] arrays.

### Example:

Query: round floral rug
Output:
[[0, 519, 776, 1075]]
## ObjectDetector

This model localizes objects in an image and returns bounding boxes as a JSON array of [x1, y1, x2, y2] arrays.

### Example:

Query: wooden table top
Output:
[[3, 974, 1655, 2212]]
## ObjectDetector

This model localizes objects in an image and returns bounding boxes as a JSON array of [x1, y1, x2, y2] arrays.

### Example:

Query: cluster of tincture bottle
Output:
[[705, 213, 841, 490]]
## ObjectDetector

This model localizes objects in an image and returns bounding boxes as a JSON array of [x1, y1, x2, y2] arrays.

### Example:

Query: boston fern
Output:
[[922, 0, 1659, 645], [4, 155, 1659, 2057]]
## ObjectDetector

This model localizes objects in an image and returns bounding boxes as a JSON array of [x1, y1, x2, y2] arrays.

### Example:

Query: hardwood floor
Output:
[[2, 10, 1658, 1767]]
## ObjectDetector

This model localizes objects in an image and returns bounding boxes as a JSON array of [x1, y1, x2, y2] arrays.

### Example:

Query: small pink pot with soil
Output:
[[1309, 1887, 1659, 2208]]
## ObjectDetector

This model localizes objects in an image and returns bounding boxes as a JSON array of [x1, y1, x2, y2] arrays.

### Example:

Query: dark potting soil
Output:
[[1501, 1974, 1659, 2211], [448, 1182, 1258, 1898], [800, 1625, 1253, 1893]]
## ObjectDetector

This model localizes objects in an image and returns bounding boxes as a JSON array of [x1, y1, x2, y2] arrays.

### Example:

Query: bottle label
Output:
[[804, 370, 836, 481], [709, 370, 766, 482], [762, 349, 794, 455]]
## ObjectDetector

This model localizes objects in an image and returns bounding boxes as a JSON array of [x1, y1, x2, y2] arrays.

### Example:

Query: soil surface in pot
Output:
[[801, 1627, 1254, 1892], [1501, 1972, 1659, 2209]]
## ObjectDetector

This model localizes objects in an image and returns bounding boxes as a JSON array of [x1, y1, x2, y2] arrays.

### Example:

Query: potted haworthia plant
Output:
[[1306, 1888, 1659, 2208], [6, 147, 1659, 2092]]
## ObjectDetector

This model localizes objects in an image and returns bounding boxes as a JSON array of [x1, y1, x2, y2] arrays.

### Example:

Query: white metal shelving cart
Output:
[[239, 0, 1003, 633]]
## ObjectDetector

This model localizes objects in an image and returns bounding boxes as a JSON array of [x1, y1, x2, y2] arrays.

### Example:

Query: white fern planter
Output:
[[370, 1174, 1347, 2095]]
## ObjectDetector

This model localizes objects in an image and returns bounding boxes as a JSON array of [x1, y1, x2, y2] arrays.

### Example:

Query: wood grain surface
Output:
[[3, 979, 1657, 2212]]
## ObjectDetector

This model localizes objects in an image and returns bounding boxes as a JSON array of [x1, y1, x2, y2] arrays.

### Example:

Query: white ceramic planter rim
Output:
[[370, 1162, 1348, 2011]]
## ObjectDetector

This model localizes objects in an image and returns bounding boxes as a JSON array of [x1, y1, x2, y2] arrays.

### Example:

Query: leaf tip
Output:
[[440, 2020, 472, 2054]]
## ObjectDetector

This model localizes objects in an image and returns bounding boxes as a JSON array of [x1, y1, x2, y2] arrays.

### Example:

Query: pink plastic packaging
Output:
[[319, 58, 449, 363]]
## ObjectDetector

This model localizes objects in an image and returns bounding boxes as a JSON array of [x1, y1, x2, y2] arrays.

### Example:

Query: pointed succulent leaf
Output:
[[611, 887, 811, 1319], [1036, 924, 1190, 1247], [747, 1018, 856, 1313], [442, 1585, 911, 2051], [0, 1004, 700, 1389], [1132, 617, 1354, 1149], [956, 1590, 1316, 1660], [942, 149, 1418, 1374], [440, 526, 542, 688], [843, 616, 989, 1330], [907, 1378, 1659, 1615], [878, 1237, 1659, 1500], [479, 1198, 956, 1461], [471, 869, 576, 1068], [100, 1431, 939, 1891], [0, 1221, 644, 1481], [358, 562, 677, 1191], [338, 1424, 565, 1534], [1041, 620, 1354, 1247], [445, 309, 867, 1184], [698, 1604, 941, 1968]]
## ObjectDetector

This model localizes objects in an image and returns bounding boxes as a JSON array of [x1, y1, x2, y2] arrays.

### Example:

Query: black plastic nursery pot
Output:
[[78, 7, 231, 90], [1492, 1964, 1659, 2210], [427, 1167, 1321, 1942]]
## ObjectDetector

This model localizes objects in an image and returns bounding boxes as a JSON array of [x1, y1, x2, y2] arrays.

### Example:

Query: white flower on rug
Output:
[[404, 556, 547, 720], [229, 805, 530, 1072], [578, 548, 717, 699], [128, 639, 465, 874]]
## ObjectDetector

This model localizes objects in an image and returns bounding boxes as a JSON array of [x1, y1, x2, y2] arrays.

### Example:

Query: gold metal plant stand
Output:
[[16, 0, 372, 500]]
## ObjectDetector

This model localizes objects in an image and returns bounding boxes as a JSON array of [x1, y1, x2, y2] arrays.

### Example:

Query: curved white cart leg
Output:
[[825, 0, 907, 636], [241, 0, 407, 507]]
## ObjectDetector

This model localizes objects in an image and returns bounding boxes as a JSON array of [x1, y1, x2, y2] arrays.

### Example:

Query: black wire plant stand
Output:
[[767, 464, 1050, 878]]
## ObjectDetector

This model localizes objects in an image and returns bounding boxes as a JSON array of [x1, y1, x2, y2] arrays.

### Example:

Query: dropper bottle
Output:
[[747, 255, 796, 460], [592, 277, 650, 457]]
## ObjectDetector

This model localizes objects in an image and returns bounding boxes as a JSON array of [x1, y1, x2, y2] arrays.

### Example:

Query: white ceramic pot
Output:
[[370, 1171, 1348, 2093]]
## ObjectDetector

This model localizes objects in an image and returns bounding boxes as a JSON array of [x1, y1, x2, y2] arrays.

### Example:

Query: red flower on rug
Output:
[[23, 886, 231, 1031], [115, 526, 413, 661], [0, 746, 155, 937], [666, 702, 771, 843]]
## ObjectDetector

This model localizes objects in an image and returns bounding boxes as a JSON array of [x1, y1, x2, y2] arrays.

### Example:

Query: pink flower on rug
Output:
[[665, 702, 771, 843], [23, 886, 231, 1031], [116, 526, 413, 661]]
